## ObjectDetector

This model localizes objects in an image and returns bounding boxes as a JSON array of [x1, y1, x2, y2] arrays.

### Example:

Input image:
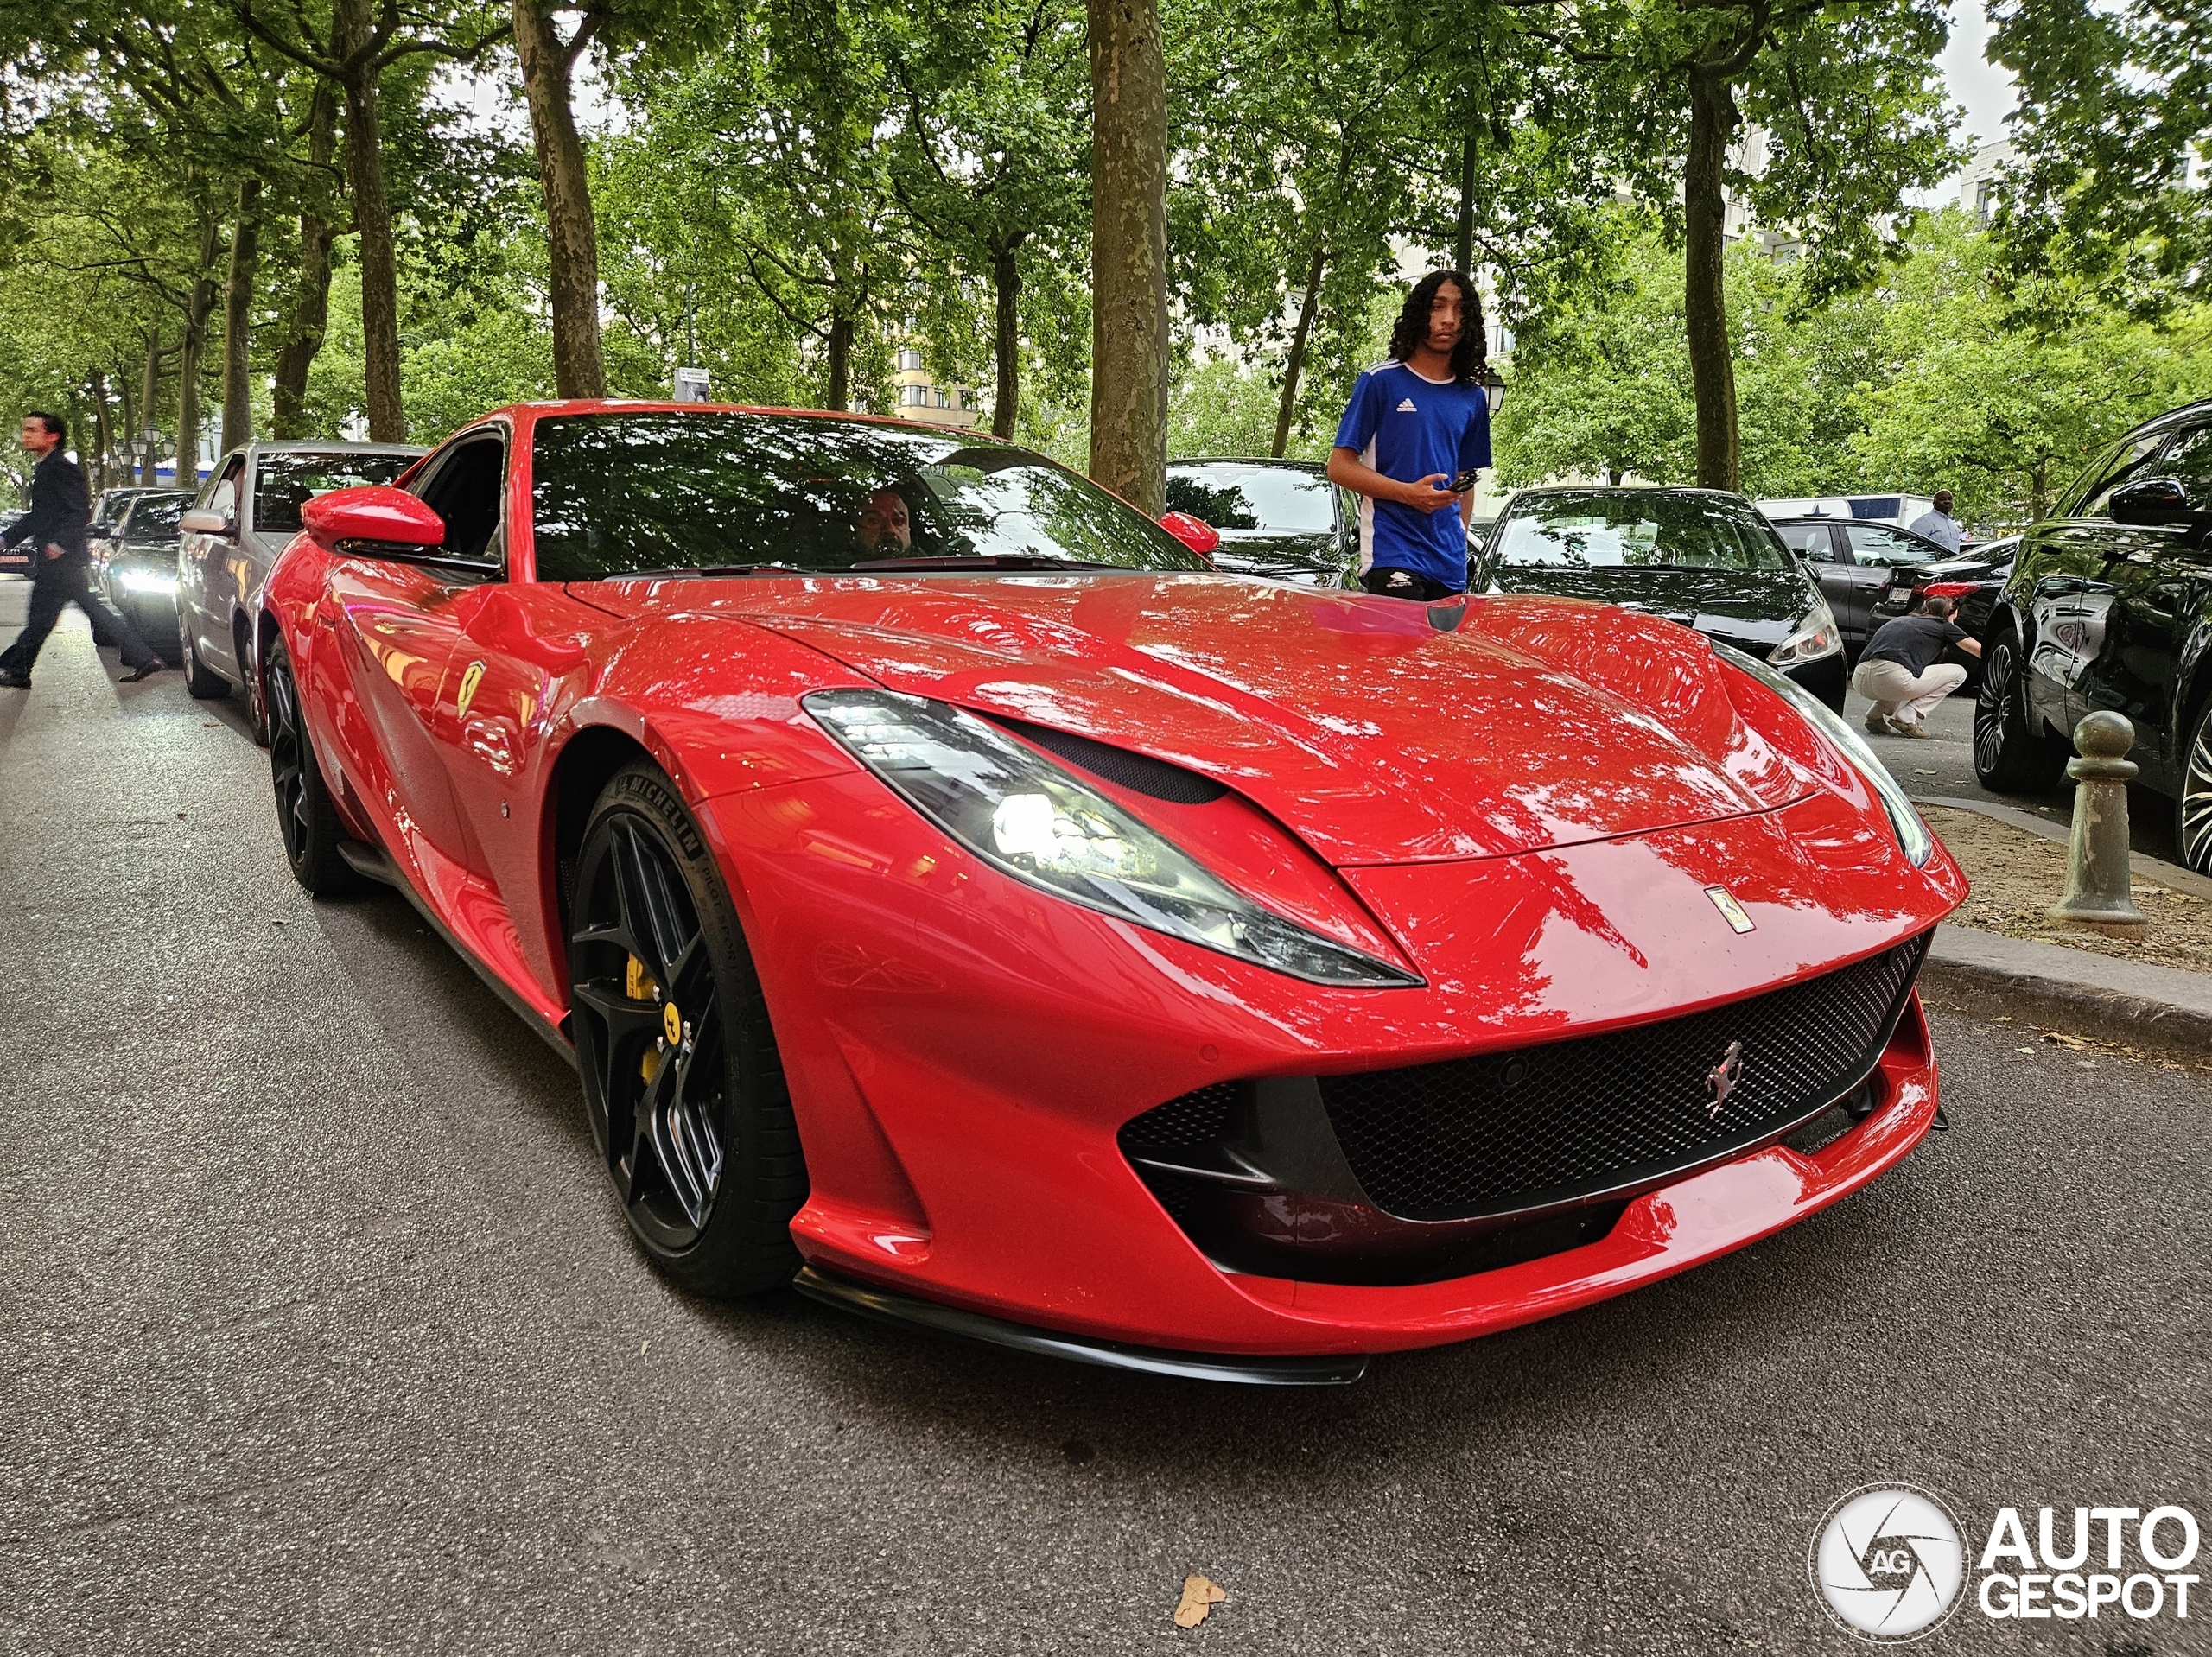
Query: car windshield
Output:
[[1165, 465, 1334, 534], [1493, 492, 1793, 571], [120, 495, 189, 539], [255, 452, 418, 533], [530, 412, 1207, 580]]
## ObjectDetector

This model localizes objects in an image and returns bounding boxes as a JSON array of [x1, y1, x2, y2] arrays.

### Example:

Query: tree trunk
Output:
[[1273, 239, 1326, 459], [115, 359, 135, 487], [273, 86, 338, 439], [138, 328, 162, 484], [1684, 73, 1739, 492], [1086, 0, 1169, 516], [991, 238, 1023, 440], [825, 310, 853, 410], [333, 0, 405, 442], [90, 369, 112, 492], [177, 212, 224, 491], [1454, 124, 1477, 275], [222, 177, 263, 452], [513, 0, 607, 398]]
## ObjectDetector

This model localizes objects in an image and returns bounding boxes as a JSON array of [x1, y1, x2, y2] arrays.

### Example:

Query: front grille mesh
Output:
[[1118, 933, 1929, 1226], [1319, 934, 1929, 1220]]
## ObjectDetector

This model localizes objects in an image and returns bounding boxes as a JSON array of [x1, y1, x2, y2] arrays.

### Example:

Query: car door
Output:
[[181, 453, 247, 675], [2070, 422, 2212, 771], [315, 428, 510, 902], [1773, 522, 1856, 635]]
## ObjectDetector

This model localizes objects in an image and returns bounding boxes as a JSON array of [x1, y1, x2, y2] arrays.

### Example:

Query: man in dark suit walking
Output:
[[0, 411, 163, 688]]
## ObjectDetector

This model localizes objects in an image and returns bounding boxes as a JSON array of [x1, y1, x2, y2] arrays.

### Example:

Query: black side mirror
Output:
[[2110, 476, 2196, 526]]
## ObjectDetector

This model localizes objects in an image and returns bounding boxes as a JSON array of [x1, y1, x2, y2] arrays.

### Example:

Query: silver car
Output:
[[177, 441, 424, 733]]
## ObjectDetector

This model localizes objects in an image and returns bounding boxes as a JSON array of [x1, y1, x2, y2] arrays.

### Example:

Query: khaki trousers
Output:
[[1852, 657, 1967, 726]]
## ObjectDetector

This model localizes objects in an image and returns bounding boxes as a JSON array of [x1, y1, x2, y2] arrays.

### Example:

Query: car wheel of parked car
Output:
[[2178, 701, 2212, 875], [234, 616, 270, 746], [178, 609, 229, 700], [264, 640, 362, 898], [568, 760, 807, 1298], [1973, 625, 2069, 793]]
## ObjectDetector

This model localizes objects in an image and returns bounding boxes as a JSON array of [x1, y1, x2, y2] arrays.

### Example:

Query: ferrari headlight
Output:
[[806, 689, 1422, 987], [1766, 598, 1841, 667], [1712, 640, 1936, 867]]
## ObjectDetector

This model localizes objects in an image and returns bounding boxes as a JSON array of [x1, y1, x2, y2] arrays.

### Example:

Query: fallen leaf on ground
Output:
[[2043, 1031, 2088, 1049], [1173, 1575, 1226, 1628]]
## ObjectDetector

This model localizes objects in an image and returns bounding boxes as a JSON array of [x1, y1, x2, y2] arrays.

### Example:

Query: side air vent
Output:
[[992, 715, 1229, 804]]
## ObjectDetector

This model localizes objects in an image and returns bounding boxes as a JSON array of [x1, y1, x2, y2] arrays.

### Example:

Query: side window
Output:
[[411, 435, 507, 564], [205, 455, 245, 522], [2153, 424, 2212, 504], [1844, 524, 1937, 567], [1775, 523, 1839, 562], [2075, 433, 2169, 519]]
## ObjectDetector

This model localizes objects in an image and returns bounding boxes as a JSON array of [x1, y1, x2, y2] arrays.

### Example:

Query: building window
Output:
[[898, 349, 923, 371], [932, 389, 948, 408]]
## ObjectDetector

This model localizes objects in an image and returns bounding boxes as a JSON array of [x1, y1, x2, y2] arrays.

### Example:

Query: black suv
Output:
[[1975, 398, 2212, 867]]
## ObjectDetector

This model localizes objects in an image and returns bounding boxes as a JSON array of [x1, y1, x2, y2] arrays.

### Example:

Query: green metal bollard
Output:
[[2045, 710, 2146, 929]]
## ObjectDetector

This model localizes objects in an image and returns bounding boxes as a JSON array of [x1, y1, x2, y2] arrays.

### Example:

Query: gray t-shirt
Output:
[[1863, 614, 1967, 677]]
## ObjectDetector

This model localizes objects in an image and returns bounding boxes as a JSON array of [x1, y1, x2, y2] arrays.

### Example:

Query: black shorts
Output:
[[1359, 567, 1462, 601]]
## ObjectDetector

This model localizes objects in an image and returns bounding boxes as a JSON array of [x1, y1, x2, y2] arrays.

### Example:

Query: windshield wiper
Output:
[[848, 553, 1122, 572]]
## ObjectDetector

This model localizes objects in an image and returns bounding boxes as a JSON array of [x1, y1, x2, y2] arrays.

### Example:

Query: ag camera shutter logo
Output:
[[1810, 1483, 1968, 1642]]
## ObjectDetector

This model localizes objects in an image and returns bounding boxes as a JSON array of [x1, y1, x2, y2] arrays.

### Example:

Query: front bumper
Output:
[[696, 771, 1960, 1359], [1781, 646, 1847, 711]]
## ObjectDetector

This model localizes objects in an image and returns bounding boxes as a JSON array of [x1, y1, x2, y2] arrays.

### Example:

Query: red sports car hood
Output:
[[585, 574, 1821, 866]]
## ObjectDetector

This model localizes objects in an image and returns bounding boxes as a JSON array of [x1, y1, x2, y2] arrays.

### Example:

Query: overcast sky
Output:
[[1942, 0, 2017, 149]]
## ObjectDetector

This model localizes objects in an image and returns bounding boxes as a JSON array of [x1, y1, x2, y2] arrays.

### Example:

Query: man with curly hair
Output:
[[1325, 270, 1492, 600]]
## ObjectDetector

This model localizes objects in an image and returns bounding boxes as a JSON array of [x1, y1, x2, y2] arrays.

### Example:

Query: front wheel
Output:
[[179, 607, 229, 700], [2177, 701, 2212, 874], [568, 760, 807, 1297], [264, 639, 361, 897], [1973, 626, 2069, 793]]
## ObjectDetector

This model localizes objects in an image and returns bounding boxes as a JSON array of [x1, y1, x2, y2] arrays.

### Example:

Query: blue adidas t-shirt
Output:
[[1333, 361, 1492, 589]]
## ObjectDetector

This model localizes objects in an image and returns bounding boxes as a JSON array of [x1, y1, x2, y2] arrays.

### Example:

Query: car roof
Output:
[[1167, 457, 1328, 474], [245, 440, 426, 456], [2122, 398, 2212, 443], [1504, 484, 1757, 505]]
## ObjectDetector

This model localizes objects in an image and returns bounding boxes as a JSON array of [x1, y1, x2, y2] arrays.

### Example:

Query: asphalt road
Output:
[[2, 592, 2207, 1655]]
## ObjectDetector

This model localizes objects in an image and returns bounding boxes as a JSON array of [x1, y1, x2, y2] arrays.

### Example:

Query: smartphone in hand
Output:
[[1449, 470, 1481, 493]]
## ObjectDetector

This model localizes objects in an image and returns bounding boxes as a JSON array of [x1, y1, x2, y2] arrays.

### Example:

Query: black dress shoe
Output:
[[0, 670, 29, 689], [120, 659, 165, 682]]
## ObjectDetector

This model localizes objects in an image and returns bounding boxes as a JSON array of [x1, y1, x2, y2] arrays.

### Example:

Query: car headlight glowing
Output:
[[118, 570, 177, 597], [1766, 598, 1841, 668], [1711, 640, 1936, 867], [805, 689, 1422, 987]]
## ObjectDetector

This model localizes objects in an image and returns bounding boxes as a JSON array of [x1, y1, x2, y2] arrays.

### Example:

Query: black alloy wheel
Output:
[[179, 606, 229, 700], [568, 760, 805, 1295], [2179, 700, 2212, 874], [263, 640, 361, 897], [1973, 627, 2069, 793]]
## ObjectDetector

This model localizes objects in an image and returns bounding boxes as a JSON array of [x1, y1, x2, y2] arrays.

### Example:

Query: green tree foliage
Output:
[[1991, 0, 2212, 312]]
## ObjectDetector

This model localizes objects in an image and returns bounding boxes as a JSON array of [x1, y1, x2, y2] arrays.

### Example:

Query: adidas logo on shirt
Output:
[[1395, 397, 1417, 412]]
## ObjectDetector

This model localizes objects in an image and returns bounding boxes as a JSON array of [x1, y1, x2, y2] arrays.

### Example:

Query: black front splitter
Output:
[[791, 1266, 1369, 1387]]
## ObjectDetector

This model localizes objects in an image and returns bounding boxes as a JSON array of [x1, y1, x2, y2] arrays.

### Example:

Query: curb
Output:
[[1913, 793, 2212, 902], [1921, 924, 2212, 1063]]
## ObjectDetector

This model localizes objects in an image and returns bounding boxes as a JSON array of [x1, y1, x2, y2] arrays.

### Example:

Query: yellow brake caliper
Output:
[[627, 955, 668, 1082]]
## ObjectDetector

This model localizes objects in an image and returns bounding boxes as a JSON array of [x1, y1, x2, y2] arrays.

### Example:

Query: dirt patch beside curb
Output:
[[1922, 805, 2212, 974]]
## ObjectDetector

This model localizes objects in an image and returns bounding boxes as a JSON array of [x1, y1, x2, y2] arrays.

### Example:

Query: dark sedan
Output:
[[1974, 398, 2212, 869], [1164, 459, 1356, 585], [98, 490, 194, 659], [1769, 516, 2005, 651], [1478, 486, 1847, 709]]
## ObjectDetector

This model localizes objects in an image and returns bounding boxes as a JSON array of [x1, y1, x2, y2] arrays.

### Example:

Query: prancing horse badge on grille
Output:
[[1705, 1040, 1745, 1119], [1704, 886, 1756, 933]]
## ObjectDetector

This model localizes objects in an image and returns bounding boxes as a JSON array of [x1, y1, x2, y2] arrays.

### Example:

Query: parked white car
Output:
[[177, 441, 424, 735]]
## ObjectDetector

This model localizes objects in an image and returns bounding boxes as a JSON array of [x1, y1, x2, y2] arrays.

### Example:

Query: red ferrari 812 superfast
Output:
[[258, 402, 1965, 1384]]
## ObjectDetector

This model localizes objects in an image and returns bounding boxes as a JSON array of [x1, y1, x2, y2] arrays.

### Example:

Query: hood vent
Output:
[[990, 714, 1229, 804]]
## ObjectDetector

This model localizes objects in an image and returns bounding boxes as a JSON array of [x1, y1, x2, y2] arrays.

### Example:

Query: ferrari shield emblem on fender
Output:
[[455, 659, 487, 721], [1703, 886, 1755, 933]]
